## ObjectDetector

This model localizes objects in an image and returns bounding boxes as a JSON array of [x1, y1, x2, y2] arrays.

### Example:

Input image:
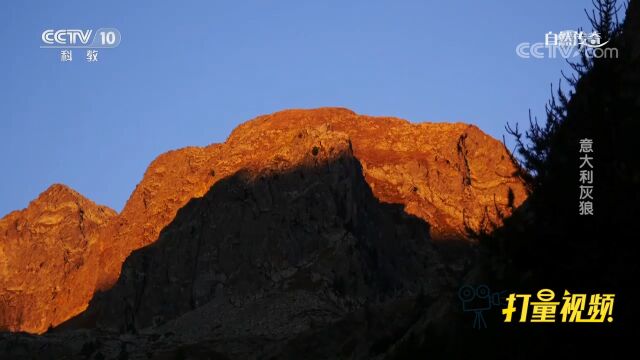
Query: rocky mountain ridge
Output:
[[0, 108, 526, 334]]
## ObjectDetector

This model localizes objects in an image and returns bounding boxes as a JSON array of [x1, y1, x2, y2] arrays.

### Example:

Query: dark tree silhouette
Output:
[[506, 0, 626, 192], [393, 1, 640, 357]]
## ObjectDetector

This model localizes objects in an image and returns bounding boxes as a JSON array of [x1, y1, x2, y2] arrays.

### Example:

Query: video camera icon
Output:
[[458, 285, 505, 329]]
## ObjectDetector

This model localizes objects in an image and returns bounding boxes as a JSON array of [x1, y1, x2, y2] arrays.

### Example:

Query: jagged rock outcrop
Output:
[[0, 185, 115, 333], [96, 108, 526, 292], [81, 133, 442, 340], [0, 108, 526, 335]]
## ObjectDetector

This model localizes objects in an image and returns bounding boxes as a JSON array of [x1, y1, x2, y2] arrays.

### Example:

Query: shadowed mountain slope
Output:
[[0, 108, 526, 335]]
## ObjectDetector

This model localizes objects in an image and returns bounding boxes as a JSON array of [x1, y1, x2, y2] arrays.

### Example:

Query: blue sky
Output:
[[1, 0, 597, 216]]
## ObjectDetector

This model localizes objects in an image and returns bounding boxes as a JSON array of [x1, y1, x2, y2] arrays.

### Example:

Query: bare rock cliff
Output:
[[0, 108, 527, 334], [0, 185, 115, 333]]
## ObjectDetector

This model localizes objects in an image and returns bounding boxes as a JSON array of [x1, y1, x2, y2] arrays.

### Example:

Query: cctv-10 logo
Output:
[[41, 28, 121, 48]]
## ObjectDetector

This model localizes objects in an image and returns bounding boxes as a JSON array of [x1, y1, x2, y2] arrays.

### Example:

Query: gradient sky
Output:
[[1, 0, 598, 216]]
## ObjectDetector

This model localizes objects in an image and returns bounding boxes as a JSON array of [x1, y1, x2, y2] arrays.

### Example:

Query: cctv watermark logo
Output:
[[516, 30, 618, 59], [41, 28, 121, 63]]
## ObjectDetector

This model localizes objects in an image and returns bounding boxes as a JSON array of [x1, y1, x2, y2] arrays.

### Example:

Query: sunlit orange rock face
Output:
[[0, 184, 115, 333], [0, 108, 527, 334]]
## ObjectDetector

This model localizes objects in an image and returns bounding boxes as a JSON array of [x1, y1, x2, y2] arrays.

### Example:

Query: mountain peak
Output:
[[0, 184, 116, 333], [0, 108, 526, 334], [37, 183, 83, 201]]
